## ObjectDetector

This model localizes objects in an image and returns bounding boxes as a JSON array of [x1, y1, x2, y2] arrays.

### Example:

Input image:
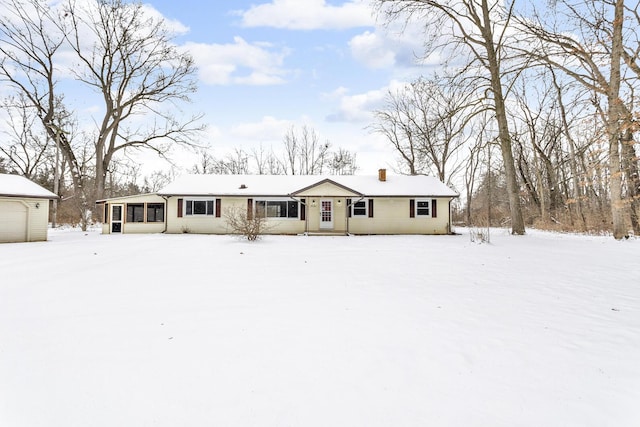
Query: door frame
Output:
[[110, 204, 124, 233], [319, 198, 333, 229]]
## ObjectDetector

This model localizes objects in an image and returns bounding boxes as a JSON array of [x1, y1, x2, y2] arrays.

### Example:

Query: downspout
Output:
[[448, 197, 453, 234], [345, 196, 365, 236]]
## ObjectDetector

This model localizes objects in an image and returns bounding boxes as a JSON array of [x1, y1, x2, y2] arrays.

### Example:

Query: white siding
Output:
[[347, 197, 451, 235], [0, 197, 50, 243]]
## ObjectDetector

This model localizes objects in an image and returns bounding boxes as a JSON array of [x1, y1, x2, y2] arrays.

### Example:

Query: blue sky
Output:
[[140, 0, 432, 174]]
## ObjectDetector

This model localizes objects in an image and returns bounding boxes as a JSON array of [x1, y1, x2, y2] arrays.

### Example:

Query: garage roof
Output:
[[0, 174, 58, 199]]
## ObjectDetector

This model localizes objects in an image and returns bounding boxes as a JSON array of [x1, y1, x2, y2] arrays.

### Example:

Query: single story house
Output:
[[0, 174, 58, 243], [97, 170, 459, 236]]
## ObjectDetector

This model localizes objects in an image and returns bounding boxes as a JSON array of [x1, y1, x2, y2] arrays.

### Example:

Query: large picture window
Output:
[[185, 199, 215, 216], [126, 204, 144, 222], [255, 200, 299, 218]]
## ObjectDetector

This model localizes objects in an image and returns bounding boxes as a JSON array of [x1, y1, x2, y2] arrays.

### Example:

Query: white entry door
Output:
[[320, 199, 333, 229], [111, 204, 123, 233]]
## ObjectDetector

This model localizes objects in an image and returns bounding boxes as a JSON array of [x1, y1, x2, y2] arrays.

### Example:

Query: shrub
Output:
[[225, 206, 270, 241]]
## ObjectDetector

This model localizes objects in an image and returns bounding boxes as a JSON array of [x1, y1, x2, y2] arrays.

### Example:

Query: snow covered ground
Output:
[[1, 228, 639, 427]]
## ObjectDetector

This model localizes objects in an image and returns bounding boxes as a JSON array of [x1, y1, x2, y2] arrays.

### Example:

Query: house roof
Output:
[[157, 174, 459, 198], [0, 174, 58, 199]]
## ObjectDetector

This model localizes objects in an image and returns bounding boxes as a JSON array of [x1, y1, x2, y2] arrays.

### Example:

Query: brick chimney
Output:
[[378, 168, 387, 182]]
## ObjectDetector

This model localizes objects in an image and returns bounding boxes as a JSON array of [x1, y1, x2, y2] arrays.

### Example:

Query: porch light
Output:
[[337, 199, 342, 205], [35, 202, 40, 209], [311, 199, 316, 206]]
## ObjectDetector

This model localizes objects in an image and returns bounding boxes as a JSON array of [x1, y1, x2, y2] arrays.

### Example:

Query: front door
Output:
[[320, 199, 333, 229], [111, 204, 123, 233]]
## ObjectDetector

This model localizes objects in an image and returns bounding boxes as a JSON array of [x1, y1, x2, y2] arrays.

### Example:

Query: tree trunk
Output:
[[481, 3, 525, 234], [608, 0, 627, 239], [621, 128, 640, 234]]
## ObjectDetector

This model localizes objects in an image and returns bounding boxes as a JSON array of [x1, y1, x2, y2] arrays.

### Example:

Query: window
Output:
[[147, 203, 164, 222], [255, 200, 299, 218], [126, 204, 144, 222], [352, 200, 367, 216], [349, 199, 373, 218], [185, 199, 215, 216], [416, 199, 430, 216]]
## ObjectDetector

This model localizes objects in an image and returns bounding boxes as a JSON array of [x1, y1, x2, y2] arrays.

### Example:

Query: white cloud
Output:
[[140, 4, 190, 35], [236, 0, 374, 30], [326, 80, 409, 123], [349, 31, 396, 68], [230, 116, 293, 141], [183, 37, 291, 86]]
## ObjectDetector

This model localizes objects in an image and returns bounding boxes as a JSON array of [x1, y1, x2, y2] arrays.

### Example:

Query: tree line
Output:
[[1, 0, 638, 239], [373, 0, 639, 239]]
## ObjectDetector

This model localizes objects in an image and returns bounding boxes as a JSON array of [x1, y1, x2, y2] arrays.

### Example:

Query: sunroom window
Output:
[[126, 204, 144, 222], [146, 203, 164, 222]]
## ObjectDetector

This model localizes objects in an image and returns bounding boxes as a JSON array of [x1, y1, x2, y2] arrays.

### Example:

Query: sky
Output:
[[2, 228, 639, 426], [136, 0, 433, 175]]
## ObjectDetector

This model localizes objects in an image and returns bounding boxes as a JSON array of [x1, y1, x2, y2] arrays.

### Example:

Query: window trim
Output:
[[254, 198, 301, 219], [184, 198, 216, 216], [126, 203, 145, 223], [146, 203, 165, 223], [415, 198, 431, 217], [351, 199, 368, 217]]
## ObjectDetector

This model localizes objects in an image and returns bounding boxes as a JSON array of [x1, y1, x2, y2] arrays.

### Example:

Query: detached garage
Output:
[[0, 174, 57, 243]]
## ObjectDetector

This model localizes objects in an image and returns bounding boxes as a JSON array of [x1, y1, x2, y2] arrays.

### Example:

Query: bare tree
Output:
[[327, 148, 358, 175], [372, 73, 474, 186], [60, 0, 203, 200], [280, 125, 331, 175], [251, 143, 284, 175], [142, 169, 175, 193], [0, 95, 50, 179], [516, 0, 637, 238], [371, 85, 423, 175], [0, 0, 203, 225], [191, 148, 249, 175], [375, 0, 526, 234]]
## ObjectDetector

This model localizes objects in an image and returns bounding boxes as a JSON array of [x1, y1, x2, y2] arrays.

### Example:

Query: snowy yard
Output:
[[1, 228, 639, 427]]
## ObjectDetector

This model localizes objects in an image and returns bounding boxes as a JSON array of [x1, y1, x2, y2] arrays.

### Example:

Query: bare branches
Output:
[[374, 0, 526, 234], [0, 0, 203, 215]]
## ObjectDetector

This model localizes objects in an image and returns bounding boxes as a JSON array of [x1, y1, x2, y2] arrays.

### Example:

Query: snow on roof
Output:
[[0, 174, 58, 199], [158, 174, 459, 197]]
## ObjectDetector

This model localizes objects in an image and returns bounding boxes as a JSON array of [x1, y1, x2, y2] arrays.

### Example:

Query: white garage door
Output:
[[0, 200, 28, 243]]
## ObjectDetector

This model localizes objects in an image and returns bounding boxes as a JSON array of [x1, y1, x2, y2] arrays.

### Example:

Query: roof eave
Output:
[[0, 193, 58, 199]]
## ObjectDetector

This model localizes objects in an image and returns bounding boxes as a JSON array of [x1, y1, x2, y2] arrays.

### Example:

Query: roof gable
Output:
[[291, 178, 363, 197]]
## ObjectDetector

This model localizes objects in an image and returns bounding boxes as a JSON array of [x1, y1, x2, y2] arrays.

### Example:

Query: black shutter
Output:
[[215, 199, 221, 217], [409, 199, 415, 218], [347, 198, 352, 217], [300, 199, 306, 221], [247, 198, 253, 220], [432, 199, 437, 218], [177, 198, 183, 217], [368, 199, 374, 218]]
